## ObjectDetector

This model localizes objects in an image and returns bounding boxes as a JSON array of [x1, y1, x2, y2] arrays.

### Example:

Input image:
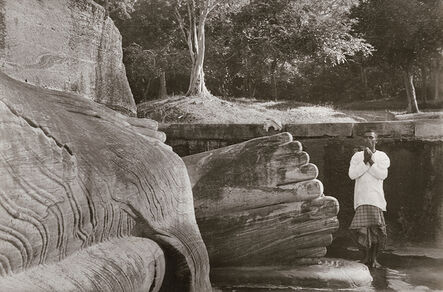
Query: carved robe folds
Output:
[[0, 72, 211, 292]]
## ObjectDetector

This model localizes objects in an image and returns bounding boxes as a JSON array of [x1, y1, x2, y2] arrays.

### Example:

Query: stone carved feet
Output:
[[183, 133, 339, 267]]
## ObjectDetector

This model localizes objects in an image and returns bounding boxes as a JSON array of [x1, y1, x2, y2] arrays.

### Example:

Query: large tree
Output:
[[352, 0, 443, 113], [172, 0, 215, 97], [207, 0, 372, 99], [173, 0, 248, 97], [110, 0, 244, 98]]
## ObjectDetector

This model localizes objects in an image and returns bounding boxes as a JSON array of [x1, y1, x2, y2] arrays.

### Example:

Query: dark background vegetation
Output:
[[100, 0, 443, 111]]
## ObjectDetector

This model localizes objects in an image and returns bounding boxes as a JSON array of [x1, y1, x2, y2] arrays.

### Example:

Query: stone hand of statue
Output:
[[364, 147, 373, 165]]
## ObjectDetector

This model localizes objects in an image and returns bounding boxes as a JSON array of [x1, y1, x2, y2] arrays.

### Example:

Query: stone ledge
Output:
[[415, 120, 443, 139], [352, 121, 415, 138], [285, 122, 354, 138], [161, 124, 280, 140], [160, 120, 442, 141], [211, 259, 373, 290]]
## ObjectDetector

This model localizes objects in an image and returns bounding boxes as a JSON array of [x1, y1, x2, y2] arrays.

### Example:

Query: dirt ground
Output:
[[137, 95, 443, 124]]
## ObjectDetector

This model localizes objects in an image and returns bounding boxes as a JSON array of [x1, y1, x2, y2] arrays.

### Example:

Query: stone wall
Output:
[[0, 0, 136, 115], [161, 120, 443, 247]]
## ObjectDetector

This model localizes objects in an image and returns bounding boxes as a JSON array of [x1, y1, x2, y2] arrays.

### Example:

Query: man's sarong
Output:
[[349, 204, 387, 249]]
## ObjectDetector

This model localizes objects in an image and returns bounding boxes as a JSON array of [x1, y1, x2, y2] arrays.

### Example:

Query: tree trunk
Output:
[[186, 19, 210, 97], [361, 66, 368, 89], [271, 74, 277, 101], [359, 59, 368, 99], [271, 60, 278, 101], [142, 78, 152, 101], [403, 68, 420, 113], [421, 65, 428, 104], [158, 71, 167, 99], [432, 58, 440, 100], [244, 75, 256, 98], [104, 0, 109, 16], [175, 3, 210, 98]]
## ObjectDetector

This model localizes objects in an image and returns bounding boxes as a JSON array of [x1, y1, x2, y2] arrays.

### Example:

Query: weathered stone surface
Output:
[[285, 122, 354, 138], [0, 72, 210, 291], [162, 121, 443, 150], [161, 121, 437, 158], [352, 121, 415, 138], [0, 237, 165, 292], [415, 120, 443, 139], [184, 133, 314, 189], [198, 198, 339, 266], [194, 182, 324, 218], [0, 0, 136, 115], [163, 123, 279, 141], [162, 123, 354, 141], [212, 259, 373, 289], [183, 134, 339, 268]]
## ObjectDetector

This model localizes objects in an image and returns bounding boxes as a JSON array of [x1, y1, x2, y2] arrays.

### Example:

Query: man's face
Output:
[[362, 131, 377, 149]]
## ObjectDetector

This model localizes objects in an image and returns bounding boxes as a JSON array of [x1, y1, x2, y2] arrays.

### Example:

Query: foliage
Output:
[[171, 0, 247, 96], [122, 43, 157, 103], [205, 0, 372, 99], [94, 0, 136, 19], [351, 0, 443, 112], [110, 0, 442, 105], [352, 0, 443, 69], [115, 0, 190, 101]]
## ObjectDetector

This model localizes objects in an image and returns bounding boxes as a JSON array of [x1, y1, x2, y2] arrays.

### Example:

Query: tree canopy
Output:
[[208, 0, 372, 99], [100, 0, 443, 111], [94, 0, 136, 18], [352, 0, 443, 112]]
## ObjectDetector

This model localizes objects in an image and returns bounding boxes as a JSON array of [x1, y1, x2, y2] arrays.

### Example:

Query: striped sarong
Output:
[[349, 205, 387, 249]]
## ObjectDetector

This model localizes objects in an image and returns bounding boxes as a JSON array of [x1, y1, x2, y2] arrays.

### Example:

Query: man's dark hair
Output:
[[364, 129, 378, 137]]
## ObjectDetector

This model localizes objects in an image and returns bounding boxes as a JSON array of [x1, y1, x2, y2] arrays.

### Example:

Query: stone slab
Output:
[[352, 121, 415, 138], [162, 121, 438, 142], [285, 123, 354, 138], [211, 259, 373, 289], [161, 124, 278, 140], [161, 123, 355, 141], [415, 120, 443, 139]]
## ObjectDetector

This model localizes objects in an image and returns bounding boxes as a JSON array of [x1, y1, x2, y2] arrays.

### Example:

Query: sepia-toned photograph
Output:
[[0, 0, 442, 291]]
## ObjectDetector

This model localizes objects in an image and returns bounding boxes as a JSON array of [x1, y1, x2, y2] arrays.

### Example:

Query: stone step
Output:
[[211, 259, 373, 290]]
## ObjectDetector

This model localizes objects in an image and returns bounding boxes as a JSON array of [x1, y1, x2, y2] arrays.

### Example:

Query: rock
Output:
[[183, 134, 340, 267], [193, 182, 324, 218], [264, 118, 283, 132], [0, 237, 165, 292], [211, 259, 373, 289], [182, 134, 375, 289], [0, 0, 136, 115], [183, 133, 315, 190], [0, 72, 211, 291]]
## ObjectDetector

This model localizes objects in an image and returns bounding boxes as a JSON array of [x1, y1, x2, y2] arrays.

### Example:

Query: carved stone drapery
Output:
[[0, 72, 211, 291]]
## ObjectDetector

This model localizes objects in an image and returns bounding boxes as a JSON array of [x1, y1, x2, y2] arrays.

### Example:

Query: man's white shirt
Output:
[[348, 150, 390, 211]]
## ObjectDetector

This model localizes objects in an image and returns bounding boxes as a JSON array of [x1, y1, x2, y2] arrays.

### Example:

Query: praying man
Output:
[[348, 129, 390, 268]]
